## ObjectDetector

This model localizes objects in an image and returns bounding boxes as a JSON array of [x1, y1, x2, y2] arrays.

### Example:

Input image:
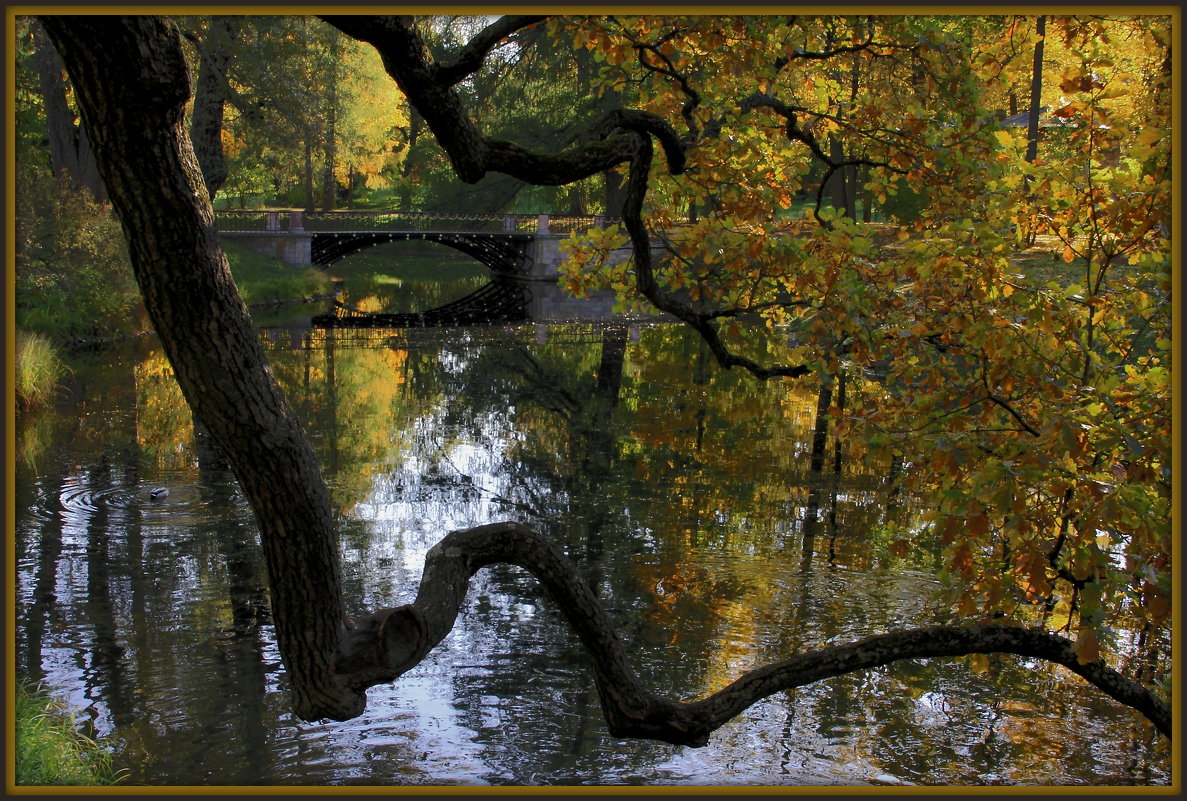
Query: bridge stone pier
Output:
[[220, 210, 314, 265], [213, 210, 651, 281]]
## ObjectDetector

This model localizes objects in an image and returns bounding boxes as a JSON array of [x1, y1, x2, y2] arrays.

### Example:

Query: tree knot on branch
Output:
[[599, 688, 711, 747], [335, 605, 428, 690]]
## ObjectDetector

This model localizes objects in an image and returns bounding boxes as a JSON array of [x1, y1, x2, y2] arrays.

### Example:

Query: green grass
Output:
[[15, 331, 68, 411], [330, 243, 489, 284], [221, 240, 487, 308], [222, 241, 333, 305], [15, 682, 125, 786]]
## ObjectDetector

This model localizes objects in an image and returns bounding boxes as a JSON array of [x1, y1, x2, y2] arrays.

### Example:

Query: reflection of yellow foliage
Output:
[[354, 295, 384, 313], [16, 411, 54, 471], [135, 349, 193, 468], [266, 341, 412, 513], [701, 599, 765, 693]]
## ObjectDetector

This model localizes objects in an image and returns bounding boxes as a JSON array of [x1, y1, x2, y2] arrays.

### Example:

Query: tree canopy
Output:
[[33, 11, 1174, 755]]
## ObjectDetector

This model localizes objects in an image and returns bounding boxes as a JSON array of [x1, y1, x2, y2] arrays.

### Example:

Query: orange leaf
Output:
[[967, 512, 989, 536], [1016, 549, 1051, 597], [1075, 630, 1101, 665], [951, 542, 975, 576], [1144, 585, 1171, 622]]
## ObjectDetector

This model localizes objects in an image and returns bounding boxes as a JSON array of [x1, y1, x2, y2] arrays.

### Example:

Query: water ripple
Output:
[[57, 482, 141, 516]]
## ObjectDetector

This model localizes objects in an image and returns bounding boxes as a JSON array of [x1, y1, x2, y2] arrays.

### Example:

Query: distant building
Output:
[[996, 105, 1118, 164]]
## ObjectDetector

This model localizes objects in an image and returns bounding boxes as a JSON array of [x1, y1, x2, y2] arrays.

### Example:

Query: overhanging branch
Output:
[[335, 522, 1172, 744]]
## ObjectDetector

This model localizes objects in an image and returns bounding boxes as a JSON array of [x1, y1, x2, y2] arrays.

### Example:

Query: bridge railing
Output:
[[214, 210, 292, 231], [214, 210, 622, 235], [305, 211, 528, 233]]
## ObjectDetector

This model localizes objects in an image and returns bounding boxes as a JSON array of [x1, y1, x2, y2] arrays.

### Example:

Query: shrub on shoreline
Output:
[[15, 163, 144, 342], [15, 682, 125, 786], [15, 330, 67, 411]]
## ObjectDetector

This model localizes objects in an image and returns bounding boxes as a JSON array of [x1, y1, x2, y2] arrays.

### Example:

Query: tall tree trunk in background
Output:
[[189, 16, 240, 200], [1024, 15, 1046, 166], [826, 139, 850, 218], [30, 19, 105, 201], [1019, 14, 1046, 247], [31, 20, 74, 178], [398, 107, 423, 211], [831, 371, 846, 475], [603, 168, 628, 217], [40, 14, 360, 723], [321, 34, 340, 211], [860, 165, 871, 222], [844, 164, 856, 220], [303, 136, 315, 212], [845, 57, 860, 220]]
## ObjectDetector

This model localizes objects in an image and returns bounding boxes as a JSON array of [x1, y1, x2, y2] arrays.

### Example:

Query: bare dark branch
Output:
[[335, 523, 1172, 744]]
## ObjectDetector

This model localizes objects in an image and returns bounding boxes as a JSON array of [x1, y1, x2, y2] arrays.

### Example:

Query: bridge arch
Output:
[[311, 231, 535, 274]]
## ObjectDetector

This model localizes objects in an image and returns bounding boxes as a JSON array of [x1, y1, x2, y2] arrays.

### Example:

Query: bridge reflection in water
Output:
[[312, 275, 531, 329]]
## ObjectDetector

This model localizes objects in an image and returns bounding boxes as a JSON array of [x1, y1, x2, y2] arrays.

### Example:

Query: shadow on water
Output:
[[13, 261, 1172, 786]]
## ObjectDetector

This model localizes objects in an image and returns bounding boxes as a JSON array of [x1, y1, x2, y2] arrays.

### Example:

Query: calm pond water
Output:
[[13, 254, 1170, 786]]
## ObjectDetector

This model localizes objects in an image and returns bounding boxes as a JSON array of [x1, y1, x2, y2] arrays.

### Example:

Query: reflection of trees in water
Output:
[[424, 322, 908, 773], [419, 323, 664, 777], [13, 325, 1172, 783], [82, 462, 135, 729], [12, 340, 290, 782], [16, 457, 68, 689]]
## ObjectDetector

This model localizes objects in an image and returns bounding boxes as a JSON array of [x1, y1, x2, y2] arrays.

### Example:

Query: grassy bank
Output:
[[15, 683, 125, 786], [222, 240, 333, 306], [15, 331, 68, 411]]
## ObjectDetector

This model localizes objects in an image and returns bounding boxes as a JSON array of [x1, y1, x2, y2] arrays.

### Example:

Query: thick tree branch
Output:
[[327, 15, 809, 379], [772, 17, 914, 70], [321, 14, 688, 186], [336, 522, 1171, 744]]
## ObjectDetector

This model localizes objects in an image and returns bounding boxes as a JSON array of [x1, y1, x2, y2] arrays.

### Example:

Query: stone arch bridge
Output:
[[214, 210, 635, 328], [214, 210, 620, 276]]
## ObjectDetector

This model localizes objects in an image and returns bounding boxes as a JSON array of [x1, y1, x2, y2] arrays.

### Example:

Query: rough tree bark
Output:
[[40, 14, 358, 723], [39, 14, 1171, 746]]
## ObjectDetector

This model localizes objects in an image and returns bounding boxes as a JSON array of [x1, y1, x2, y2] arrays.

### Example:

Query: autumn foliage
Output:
[[554, 15, 1172, 669]]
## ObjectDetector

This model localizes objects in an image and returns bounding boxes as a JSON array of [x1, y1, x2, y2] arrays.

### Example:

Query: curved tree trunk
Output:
[[39, 13, 1172, 746], [40, 14, 360, 722]]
